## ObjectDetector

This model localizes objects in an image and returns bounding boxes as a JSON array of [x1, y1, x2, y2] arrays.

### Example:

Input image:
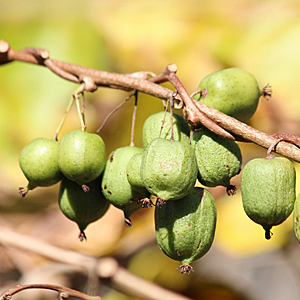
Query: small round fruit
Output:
[[142, 111, 190, 148], [101, 146, 148, 226], [141, 138, 198, 202], [155, 187, 217, 273], [58, 176, 110, 240], [192, 128, 242, 194], [241, 156, 296, 239], [58, 130, 106, 191], [19, 138, 62, 197], [126, 153, 147, 193], [194, 68, 261, 122], [293, 194, 300, 243]]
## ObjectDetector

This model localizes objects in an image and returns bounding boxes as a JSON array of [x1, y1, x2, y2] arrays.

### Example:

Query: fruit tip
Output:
[[78, 230, 87, 242], [177, 264, 194, 275]]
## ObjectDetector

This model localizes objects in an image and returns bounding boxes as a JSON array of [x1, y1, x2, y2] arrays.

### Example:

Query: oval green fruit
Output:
[[192, 128, 242, 194], [141, 138, 198, 201], [101, 146, 148, 226], [142, 111, 190, 148], [58, 130, 106, 191], [293, 194, 300, 243], [126, 153, 147, 193], [58, 176, 110, 240], [194, 68, 261, 122], [155, 187, 217, 273], [241, 156, 296, 239], [19, 138, 63, 197]]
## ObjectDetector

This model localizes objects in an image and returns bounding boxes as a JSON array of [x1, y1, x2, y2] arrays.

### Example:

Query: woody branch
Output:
[[0, 39, 299, 162]]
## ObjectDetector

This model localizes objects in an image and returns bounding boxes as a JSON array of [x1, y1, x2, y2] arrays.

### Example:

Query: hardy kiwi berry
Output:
[[101, 146, 149, 226], [58, 176, 110, 241], [141, 138, 197, 203], [19, 137, 63, 197], [193, 68, 261, 122], [155, 187, 217, 274], [241, 156, 296, 239], [192, 127, 242, 195], [58, 130, 106, 192]]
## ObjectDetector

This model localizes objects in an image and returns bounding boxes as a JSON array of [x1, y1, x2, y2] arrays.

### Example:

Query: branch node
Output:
[[80, 76, 98, 92], [0, 39, 10, 53], [96, 257, 119, 278]]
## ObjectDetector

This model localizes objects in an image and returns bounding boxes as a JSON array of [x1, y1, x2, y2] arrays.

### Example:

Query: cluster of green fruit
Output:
[[18, 67, 298, 274]]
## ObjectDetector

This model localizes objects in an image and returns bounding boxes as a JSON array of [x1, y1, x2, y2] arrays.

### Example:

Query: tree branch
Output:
[[0, 226, 191, 300], [1, 39, 300, 162], [0, 283, 101, 300]]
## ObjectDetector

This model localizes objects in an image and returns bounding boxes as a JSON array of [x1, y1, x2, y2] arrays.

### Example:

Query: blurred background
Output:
[[1, 0, 300, 299]]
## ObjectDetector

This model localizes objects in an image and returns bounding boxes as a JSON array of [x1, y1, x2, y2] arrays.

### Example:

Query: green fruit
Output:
[[101, 146, 148, 226], [293, 194, 300, 243], [141, 138, 198, 201], [126, 153, 147, 193], [155, 187, 216, 273], [194, 68, 261, 122], [19, 138, 63, 197], [192, 128, 242, 194], [58, 130, 106, 191], [58, 176, 110, 240], [241, 156, 296, 239], [142, 111, 190, 148]]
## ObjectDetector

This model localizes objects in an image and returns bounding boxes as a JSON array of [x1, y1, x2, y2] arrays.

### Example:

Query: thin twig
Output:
[[0, 284, 101, 300]]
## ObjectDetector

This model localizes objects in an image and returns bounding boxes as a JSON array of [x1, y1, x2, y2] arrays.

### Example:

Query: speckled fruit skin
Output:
[[293, 194, 300, 243], [101, 146, 148, 221], [59, 176, 110, 238], [126, 153, 147, 193], [142, 111, 190, 148], [155, 187, 216, 268], [241, 156, 296, 238], [141, 138, 198, 201], [194, 68, 261, 122], [19, 138, 62, 190], [192, 128, 242, 188], [58, 130, 106, 186]]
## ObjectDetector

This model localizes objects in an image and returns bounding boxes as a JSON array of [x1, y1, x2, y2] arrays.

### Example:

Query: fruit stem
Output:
[[130, 91, 138, 147], [159, 101, 169, 139], [96, 92, 134, 133], [74, 89, 87, 131], [52, 96, 75, 140], [170, 96, 175, 141], [266, 138, 284, 159]]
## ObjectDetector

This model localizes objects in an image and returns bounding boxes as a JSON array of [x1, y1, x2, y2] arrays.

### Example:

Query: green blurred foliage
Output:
[[1, 0, 300, 299]]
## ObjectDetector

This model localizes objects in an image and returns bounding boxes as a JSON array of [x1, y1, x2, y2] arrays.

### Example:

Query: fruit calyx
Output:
[[226, 185, 237, 196], [176, 264, 194, 275], [262, 224, 273, 240], [79, 230, 87, 242]]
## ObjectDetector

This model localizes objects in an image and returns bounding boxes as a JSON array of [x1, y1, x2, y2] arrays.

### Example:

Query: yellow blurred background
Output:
[[1, 0, 300, 299]]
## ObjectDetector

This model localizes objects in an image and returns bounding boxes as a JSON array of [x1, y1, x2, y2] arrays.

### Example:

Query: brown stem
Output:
[[1, 40, 300, 162], [0, 284, 101, 300]]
